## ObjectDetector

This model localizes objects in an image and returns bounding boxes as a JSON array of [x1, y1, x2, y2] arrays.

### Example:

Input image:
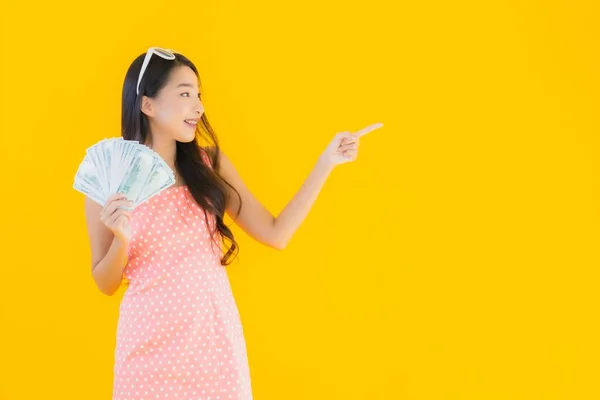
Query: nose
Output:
[[194, 98, 204, 115]]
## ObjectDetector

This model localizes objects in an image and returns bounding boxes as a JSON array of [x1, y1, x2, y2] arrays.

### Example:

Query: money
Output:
[[73, 138, 176, 209]]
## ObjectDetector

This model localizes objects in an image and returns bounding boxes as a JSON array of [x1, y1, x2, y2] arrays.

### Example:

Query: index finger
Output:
[[354, 122, 384, 138], [107, 192, 128, 202]]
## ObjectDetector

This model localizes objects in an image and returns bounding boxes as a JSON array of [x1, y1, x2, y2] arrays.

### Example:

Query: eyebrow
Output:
[[176, 83, 199, 89]]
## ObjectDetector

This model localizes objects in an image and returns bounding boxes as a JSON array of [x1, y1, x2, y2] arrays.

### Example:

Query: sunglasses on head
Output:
[[136, 47, 179, 96]]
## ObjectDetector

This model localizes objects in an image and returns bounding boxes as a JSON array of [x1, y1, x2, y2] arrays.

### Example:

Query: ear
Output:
[[140, 95, 155, 117]]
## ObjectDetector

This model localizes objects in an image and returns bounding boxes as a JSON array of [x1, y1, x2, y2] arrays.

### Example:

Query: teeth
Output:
[[185, 120, 197, 124]]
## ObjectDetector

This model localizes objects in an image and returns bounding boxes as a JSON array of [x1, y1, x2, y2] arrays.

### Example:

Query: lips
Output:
[[184, 119, 199, 127]]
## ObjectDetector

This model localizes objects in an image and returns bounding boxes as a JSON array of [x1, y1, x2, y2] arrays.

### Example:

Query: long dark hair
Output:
[[121, 50, 242, 266]]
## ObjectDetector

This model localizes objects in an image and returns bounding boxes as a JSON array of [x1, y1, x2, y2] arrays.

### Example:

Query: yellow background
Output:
[[1, 0, 599, 398]]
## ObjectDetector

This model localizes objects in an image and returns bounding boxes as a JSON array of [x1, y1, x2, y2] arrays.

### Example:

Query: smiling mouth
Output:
[[184, 119, 198, 127]]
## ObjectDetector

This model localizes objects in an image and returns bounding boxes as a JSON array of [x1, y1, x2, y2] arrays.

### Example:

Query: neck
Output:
[[144, 134, 184, 186], [145, 135, 177, 167]]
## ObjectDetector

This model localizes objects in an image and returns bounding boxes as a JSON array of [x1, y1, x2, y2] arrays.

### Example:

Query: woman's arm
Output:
[[84, 194, 132, 295], [217, 151, 334, 250], [211, 124, 380, 250]]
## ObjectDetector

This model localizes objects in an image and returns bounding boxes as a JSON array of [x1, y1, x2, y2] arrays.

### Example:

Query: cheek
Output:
[[156, 107, 174, 123], [154, 99, 185, 124]]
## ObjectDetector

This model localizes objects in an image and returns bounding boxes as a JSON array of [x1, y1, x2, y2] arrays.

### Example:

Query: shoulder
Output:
[[200, 146, 233, 172], [200, 145, 218, 162], [199, 146, 216, 169]]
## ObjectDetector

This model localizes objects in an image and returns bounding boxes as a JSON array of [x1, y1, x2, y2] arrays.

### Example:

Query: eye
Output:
[[181, 92, 202, 99]]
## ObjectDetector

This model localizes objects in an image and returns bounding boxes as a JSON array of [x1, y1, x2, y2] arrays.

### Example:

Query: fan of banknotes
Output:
[[73, 138, 176, 209]]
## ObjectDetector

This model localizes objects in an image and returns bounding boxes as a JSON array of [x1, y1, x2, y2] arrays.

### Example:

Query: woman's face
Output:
[[143, 66, 204, 143]]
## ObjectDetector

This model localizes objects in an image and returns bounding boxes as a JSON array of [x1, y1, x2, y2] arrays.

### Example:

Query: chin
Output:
[[176, 133, 197, 143]]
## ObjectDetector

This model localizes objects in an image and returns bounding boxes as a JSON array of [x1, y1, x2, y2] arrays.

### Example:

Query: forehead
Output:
[[167, 66, 199, 89]]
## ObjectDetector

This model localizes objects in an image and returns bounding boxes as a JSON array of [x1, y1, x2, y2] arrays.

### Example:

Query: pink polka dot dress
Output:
[[112, 152, 253, 400]]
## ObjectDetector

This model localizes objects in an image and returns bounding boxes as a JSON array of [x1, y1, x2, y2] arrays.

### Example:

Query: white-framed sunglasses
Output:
[[136, 47, 179, 96]]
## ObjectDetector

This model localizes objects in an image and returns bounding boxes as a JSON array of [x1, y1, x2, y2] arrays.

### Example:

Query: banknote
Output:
[[73, 138, 176, 209]]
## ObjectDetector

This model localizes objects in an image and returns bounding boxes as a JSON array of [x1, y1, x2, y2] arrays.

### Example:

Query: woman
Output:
[[84, 46, 381, 400]]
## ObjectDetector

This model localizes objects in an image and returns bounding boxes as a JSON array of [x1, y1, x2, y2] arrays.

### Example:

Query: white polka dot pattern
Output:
[[112, 154, 252, 400]]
